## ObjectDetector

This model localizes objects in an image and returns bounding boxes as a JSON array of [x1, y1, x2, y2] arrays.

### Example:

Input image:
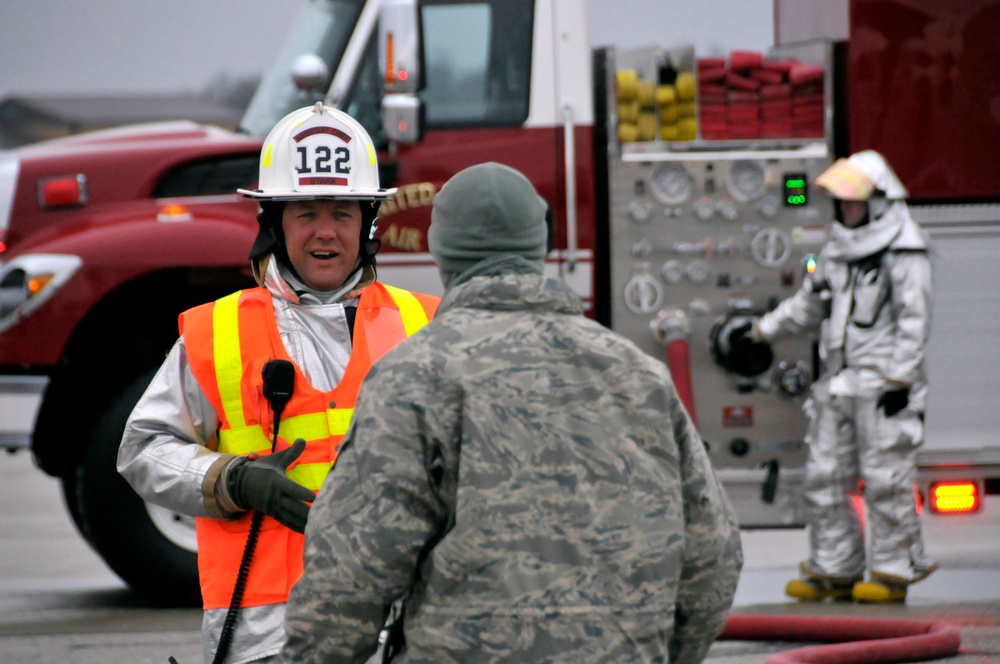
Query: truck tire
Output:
[[71, 369, 201, 607]]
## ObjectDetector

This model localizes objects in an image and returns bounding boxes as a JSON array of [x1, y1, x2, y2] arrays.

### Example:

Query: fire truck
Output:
[[1, 0, 998, 603]]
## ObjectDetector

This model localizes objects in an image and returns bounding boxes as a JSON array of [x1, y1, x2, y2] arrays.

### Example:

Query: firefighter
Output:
[[733, 150, 936, 603], [118, 102, 439, 663], [281, 162, 743, 664]]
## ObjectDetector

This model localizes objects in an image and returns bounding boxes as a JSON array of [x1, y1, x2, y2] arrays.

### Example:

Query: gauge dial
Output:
[[693, 196, 715, 221], [649, 162, 694, 205], [757, 194, 780, 218], [726, 159, 768, 202], [685, 260, 710, 283], [628, 199, 655, 224], [717, 197, 738, 221], [661, 259, 684, 284]]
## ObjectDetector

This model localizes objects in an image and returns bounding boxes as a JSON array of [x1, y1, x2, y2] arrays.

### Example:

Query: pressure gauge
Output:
[[628, 199, 655, 224], [649, 162, 694, 205], [661, 259, 684, 284], [685, 260, 711, 284], [726, 159, 768, 202], [694, 196, 716, 221], [757, 194, 780, 218], [717, 197, 739, 221]]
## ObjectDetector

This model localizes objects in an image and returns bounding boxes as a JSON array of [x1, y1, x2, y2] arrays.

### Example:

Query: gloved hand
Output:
[[227, 438, 314, 533], [877, 387, 910, 417]]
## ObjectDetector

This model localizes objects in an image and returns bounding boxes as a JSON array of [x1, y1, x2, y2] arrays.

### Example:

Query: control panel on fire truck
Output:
[[607, 41, 834, 526]]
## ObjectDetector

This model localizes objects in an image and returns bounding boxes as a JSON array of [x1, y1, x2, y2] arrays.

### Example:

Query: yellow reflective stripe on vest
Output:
[[327, 408, 354, 436], [219, 425, 270, 456], [213, 292, 246, 430], [382, 284, 429, 337], [279, 412, 330, 443], [219, 408, 353, 455], [287, 463, 330, 492]]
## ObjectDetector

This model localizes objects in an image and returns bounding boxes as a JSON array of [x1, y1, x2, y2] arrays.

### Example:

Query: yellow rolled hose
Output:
[[676, 71, 696, 101], [656, 84, 676, 106], [617, 122, 639, 143], [617, 99, 639, 124], [637, 79, 656, 108], [677, 117, 698, 141], [638, 111, 657, 141], [616, 69, 638, 101]]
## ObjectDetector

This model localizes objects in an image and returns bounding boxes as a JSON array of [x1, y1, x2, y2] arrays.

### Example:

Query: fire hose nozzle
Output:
[[651, 308, 690, 345]]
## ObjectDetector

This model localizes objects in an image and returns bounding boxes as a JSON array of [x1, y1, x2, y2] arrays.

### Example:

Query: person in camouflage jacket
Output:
[[281, 162, 743, 664]]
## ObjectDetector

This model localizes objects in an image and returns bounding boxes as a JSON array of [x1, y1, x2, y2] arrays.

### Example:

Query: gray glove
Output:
[[227, 438, 314, 533]]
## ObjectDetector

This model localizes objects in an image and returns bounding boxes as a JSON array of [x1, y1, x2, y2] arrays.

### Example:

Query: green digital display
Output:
[[783, 172, 808, 206]]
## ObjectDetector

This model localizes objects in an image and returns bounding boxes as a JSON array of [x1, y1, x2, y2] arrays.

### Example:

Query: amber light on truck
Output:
[[37, 174, 88, 208], [156, 204, 193, 222], [385, 32, 397, 85], [0, 254, 83, 333], [929, 481, 981, 514]]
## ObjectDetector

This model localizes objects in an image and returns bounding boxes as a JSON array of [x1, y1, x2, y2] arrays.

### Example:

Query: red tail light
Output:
[[929, 481, 981, 514], [38, 174, 88, 208]]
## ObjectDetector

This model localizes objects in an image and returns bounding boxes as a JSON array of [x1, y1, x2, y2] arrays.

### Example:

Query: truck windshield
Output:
[[239, 0, 365, 137]]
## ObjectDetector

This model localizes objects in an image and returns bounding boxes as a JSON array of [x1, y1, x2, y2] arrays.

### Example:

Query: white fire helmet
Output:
[[238, 101, 396, 201]]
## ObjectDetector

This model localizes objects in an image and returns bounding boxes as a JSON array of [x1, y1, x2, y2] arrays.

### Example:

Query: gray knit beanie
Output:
[[428, 162, 548, 275]]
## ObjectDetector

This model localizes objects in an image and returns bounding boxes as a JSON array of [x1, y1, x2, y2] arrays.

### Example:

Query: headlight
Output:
[[0, 254, 82, 333]]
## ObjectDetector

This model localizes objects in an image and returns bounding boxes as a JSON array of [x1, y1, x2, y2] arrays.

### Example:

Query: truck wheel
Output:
[[72, 370, 201, 607]]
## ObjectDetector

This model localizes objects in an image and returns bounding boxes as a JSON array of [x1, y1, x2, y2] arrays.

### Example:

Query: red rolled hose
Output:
[[719, 614, 961, 664]]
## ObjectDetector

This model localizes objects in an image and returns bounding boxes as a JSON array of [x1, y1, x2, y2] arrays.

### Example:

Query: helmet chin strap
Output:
[[359, 201, 382, 276]]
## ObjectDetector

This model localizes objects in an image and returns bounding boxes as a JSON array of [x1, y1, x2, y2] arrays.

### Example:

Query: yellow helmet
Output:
[[814, 149, 908, 201]]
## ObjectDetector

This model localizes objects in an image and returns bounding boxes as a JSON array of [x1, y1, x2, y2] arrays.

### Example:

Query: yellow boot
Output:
[[785, 577, 855, 601], [852, 579, 907, 603]]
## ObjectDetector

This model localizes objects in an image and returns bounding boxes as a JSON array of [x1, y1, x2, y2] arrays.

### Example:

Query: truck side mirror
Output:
[[382, 95, 423, 144]]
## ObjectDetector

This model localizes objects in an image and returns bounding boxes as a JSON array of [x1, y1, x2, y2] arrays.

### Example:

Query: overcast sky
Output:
[[0, 0, 773, 101]]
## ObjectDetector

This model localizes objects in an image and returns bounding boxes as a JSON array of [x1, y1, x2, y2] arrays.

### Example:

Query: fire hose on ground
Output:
[[719, 614, 961, 663], [650, 310, 962, 663]]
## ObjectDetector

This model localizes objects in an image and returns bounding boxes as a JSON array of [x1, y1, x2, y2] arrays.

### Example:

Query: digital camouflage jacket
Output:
[[282, 261, 743, 664]]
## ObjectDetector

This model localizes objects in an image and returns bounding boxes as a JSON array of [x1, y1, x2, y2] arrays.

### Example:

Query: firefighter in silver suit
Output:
[[743, 150, 936, 602]]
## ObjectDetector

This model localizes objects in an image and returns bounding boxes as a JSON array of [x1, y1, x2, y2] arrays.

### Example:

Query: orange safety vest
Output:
[[180, 281, 439, 610]]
